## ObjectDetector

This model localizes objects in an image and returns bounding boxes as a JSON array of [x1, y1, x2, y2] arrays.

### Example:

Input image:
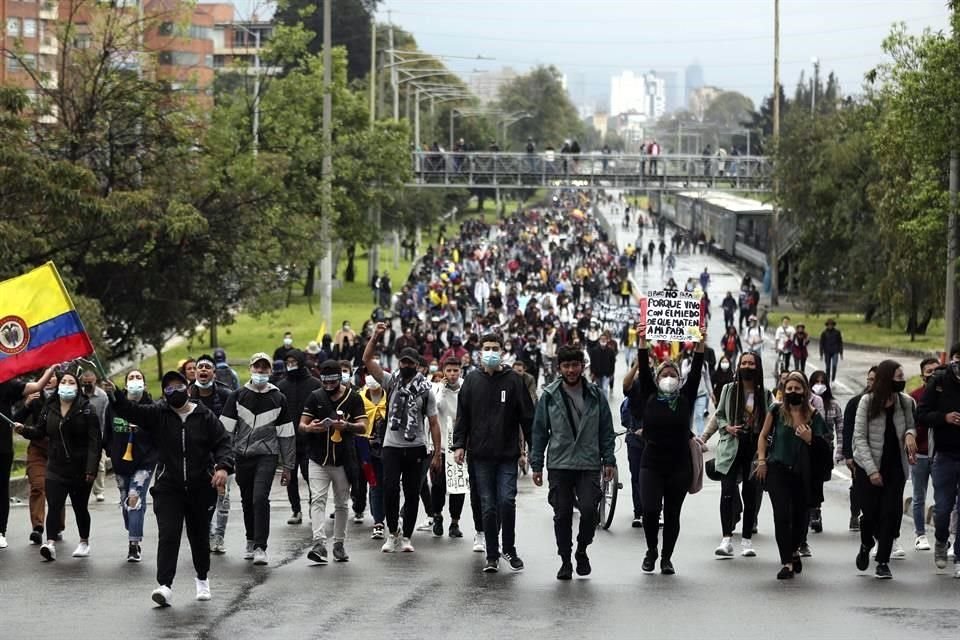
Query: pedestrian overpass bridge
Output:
[[406, 151, 771, 192]]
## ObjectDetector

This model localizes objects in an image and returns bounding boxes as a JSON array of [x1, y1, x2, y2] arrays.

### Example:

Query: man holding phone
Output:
[[300, 360, 368, 564]]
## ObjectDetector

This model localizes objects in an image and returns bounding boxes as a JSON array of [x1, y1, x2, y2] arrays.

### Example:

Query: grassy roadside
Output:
[[769, 309, 946, 355]]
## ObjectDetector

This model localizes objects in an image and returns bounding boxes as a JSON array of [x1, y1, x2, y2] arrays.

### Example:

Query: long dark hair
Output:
[[868, 359, 902, 420], [730, 351, 766, 427]]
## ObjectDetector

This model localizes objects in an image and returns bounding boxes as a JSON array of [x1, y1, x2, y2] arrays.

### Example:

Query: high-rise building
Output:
[[660, 70, 681, 112], [685, 62, 704, 107], [1, 0, 62, 97], [644, 72, 666, 120], [610, 70, 646, 116]]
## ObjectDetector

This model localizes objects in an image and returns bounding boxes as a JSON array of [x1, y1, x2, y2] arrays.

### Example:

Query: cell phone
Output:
[[319, 417, 334, 428]]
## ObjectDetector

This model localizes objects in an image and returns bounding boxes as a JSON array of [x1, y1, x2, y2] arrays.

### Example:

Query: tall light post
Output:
[[320, 0, 333, 332], [232, 22, 263, 155], [770, 0, 781, 306]]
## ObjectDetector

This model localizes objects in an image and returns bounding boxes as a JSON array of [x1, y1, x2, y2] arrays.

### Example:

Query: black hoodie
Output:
[[20, 394, 101, 483], [453, 366, 533, 461], [276, 349, 322, 453], [111, 390, 233, 493]]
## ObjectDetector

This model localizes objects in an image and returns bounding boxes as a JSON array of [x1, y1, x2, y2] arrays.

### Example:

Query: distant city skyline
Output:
[[374, 0, 951, 109]]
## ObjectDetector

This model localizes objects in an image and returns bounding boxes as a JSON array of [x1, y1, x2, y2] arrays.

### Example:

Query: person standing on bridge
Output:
[[531, 344, 616, 581], [629, 322, 706, 576]]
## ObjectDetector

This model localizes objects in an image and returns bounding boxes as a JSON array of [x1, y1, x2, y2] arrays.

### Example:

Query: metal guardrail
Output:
[[408, 151, 771, 191]]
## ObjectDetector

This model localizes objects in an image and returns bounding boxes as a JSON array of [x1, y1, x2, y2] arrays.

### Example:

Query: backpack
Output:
[[619, 397, 636, 430], [215, 366, 239, 390]]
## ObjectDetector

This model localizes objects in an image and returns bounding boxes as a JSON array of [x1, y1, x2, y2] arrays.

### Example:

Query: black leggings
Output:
[[45, 476, 93, 541], [720, 439, 758, 538], [855, 465, 905, 564], [765, 463, 807, 564], [383, 446, 426, 538], [0, 450, 12, 534], [639, 462, 691, 560]]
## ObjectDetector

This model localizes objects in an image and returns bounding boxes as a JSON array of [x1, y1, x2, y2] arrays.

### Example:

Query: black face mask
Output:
[[785, 392, 804, 407], [166, 390, 188, 409], [82, 384, 95, 395], [399, 366, 417, 380], [891, 380, 906, 393], [739, 368, 756, 382]]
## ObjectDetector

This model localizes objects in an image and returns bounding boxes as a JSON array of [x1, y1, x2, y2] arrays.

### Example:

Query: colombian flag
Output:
[[0, 262, 94, 383]]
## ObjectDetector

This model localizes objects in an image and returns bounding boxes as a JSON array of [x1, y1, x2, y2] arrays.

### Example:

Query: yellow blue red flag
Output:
[[0, 262, 94, 382]]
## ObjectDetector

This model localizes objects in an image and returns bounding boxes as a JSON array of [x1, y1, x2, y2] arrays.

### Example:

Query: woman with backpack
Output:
[[852, 359, 917, 580]]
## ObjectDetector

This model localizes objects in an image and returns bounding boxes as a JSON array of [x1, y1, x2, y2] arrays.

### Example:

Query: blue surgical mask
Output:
[[481, 351, 501, 368], [58, 384, 78, 401], [127, 380, 145, 395], [251, 373, 270, 387], [195, 379, 213, 389], [341, 373, 351, 385]]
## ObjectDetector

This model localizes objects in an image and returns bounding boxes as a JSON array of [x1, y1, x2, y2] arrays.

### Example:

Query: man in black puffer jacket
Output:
[[108, 370, 233, 608], [277, 348, 322, 525]]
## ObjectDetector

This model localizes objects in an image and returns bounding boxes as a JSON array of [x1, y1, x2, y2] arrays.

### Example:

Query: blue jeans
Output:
[[624, 347, 637, 368], [693, 394, 708, 436], [932, 452, 960, 552], [116, 469, 152, 542], [209, 474, 234, 538], [596, 376, 611, 400], [912, 456, 932, 535], [472, 460, 518, 561], [825, 353, 840, 382], [368, 456, 385, 525]]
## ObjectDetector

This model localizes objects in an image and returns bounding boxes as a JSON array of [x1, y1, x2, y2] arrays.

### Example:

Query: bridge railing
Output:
[[409, 151, 771, 190]]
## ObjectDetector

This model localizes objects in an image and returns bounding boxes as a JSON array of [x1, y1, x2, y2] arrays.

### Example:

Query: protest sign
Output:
[[640, 289, 705, 342], [444, 416, 468, 495]]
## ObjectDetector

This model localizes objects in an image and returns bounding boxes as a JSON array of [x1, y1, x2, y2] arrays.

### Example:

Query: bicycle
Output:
[[597, 429, 627, 530]]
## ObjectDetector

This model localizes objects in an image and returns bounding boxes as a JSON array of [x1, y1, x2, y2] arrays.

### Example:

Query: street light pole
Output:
[[320, 0, 333, 332], [253, 28, 260, 156], [770, 0, 781, 306], [368, 16, 379, 286]]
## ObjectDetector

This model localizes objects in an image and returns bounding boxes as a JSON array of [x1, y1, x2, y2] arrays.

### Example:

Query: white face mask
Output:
[[365, 375, 381, 390], [283, 338, 293, 347], [720, 362, 730, 371], [812, 383, 827, 396], [658, 376, 680, 394]]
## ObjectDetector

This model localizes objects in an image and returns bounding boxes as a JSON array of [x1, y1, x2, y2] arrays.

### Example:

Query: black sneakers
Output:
[[574, 550, 591, 576], [875, 563, 893, 579], [432, 515, 444, 537], [332, 541, 349, 562], [448, 522, 463, 538], [777, 566, 794, 580], [557, 560, 573, 580], [502, 551, 525, 572], [307, 542, 328, 564], [29, 529, 42, 546], [856, 545, 870, 571], [127, 542, 142, 563], [849, 515, 860, 531], [642, 551, 657, 574], [482, 558, 499, 573], [798, 542, 812, 557], [660, 559, 675, 575]]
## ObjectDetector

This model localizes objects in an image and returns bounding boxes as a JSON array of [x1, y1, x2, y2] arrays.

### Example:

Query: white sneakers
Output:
[[415, 519, 433, 532], [741, 539, 756, 557], [715, 537, 734, 558], [892, 539, 906, 559], [152, 585, 173, 607], [243, 540, 255, 560], [253, 548, 268, 565], [954, 564, 960, 580], [400, 537, 415, 552], [40, 542, 56, 561], [195, 578, 212, 601], [916, 534, 931, 551], [0, 533, 7, 549], [472, 533, 486, 553], [381, 534, 400, 553], [72, 542, 90, 557]]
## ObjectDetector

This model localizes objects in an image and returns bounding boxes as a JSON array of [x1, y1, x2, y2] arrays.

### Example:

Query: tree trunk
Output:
[[210, 319, 218, 349], [153, 342, 165, 382], [345, 244, 356, 283], [917, 308, 934, 335], [303, 261, 316, 298]]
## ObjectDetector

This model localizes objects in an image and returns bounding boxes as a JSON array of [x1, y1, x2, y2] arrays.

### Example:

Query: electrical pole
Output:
[[389, 19, 398, 121], [947, 3, 960, 354], [320, 0, 333, 332], [367, 17, 379, 287], [769, 0, 781, 306]]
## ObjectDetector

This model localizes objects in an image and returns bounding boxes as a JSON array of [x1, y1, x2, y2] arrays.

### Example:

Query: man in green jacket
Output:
[[531, 344, 616, 581]]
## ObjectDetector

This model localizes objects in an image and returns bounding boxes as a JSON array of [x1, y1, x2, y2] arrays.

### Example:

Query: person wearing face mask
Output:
[[276, 349, 322, 528], [712, 356, 735, 401], [807, 370, 842, 536], [712, 352, 769, 559], [755, 372, 830, 579], [4, 365, 63, 549], [626, 322, 707, 576], [363, 328, 443, 554], [12, 374, 63, 546], [219, 353, 295, 566], [300, 361, 368, 564], [106, 370, 232, 606], [15, 370, 100, 561], [273, 331, 295, 364], [359, 370, 388, 539], [189, 355, 235, 553], [80, 369, 110, 503], [852, 359, 917, 579], [843, 367, 877, 531], [453, 333, 534, 573], [919, 343, 960, 574], [103, 369, 157, 562], [212, 348, 241, 391], [909, 357, 941, 552]]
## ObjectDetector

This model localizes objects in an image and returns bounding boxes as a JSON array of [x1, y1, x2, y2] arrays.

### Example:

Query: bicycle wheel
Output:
[[597, 475, 608, 529], [601, 468, 619, 530]]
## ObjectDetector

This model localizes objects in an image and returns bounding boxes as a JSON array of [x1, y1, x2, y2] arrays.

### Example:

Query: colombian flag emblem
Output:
[[0, 262, 94, 382]]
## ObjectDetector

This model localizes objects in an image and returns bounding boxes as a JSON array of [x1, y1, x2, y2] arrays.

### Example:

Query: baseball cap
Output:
[[249, 352, 272, 367], [305, 340, 321, 355], [398, 347, 420, 363], [161, 370, 188, 388]]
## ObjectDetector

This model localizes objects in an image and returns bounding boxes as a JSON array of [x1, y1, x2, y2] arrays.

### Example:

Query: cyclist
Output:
[[531, 345, 616, 581]]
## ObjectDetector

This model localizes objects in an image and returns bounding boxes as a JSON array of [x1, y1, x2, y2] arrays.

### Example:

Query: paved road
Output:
[[1, 198, 957, 639]]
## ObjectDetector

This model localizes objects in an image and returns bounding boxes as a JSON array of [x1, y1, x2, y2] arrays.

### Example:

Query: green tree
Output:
[[497, 66, 584, 150], [274, 0, 380, 80]]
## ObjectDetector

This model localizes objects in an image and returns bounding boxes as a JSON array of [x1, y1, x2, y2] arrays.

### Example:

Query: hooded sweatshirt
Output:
[[276, 349, 322, 454], [220, 382, 295, 470], [453, 366, 533, 461]]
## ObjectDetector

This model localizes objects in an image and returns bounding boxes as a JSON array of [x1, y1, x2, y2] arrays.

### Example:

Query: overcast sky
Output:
[[371, 0, 951, 110]]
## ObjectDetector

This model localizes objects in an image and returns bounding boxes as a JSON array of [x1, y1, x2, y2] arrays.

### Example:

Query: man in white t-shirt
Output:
[[774, 316, 795, 371]]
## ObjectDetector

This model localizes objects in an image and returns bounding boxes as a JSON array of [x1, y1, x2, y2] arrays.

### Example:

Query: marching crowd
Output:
[[1, 190, 959, 606]]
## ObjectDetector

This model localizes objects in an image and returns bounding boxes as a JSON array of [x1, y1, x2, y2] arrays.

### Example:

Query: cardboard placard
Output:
[[444, 416, 468, 495], [640, 290, 705, 342]]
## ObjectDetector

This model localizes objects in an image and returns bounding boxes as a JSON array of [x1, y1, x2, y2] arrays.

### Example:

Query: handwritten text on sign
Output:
[[640, 290, 704, 342], [445, 416, 468, 494]]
